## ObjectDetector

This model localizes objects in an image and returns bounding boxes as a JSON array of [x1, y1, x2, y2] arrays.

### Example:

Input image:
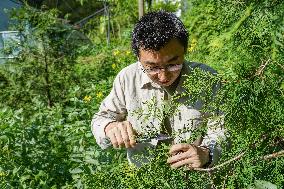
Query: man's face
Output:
[[139, 39, 185, 87]]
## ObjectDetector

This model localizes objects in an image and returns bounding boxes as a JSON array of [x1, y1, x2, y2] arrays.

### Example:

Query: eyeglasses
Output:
[[142, 64, 183, 74]]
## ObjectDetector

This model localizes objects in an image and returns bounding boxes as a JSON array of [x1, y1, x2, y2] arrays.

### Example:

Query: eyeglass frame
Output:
[[141, 63, 183, 75]]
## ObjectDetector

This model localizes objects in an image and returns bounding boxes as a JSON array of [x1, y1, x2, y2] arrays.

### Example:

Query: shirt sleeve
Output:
[[196, 63, 226, 167], [200, 115, 226, 167], [91, 71, 127, 149]]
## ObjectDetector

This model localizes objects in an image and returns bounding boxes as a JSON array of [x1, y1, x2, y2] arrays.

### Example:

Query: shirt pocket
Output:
[[127, 91, 161, 136], [173, 105, 202, 143]]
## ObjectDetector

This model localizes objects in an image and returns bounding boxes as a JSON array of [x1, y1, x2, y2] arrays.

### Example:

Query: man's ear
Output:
[[182, 47, 186, 55], [137, 52, 141, 61], [137, 50, 140, 60]]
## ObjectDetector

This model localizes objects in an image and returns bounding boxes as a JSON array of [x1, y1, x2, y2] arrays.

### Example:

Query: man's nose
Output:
[[158, 69, 169, 81]]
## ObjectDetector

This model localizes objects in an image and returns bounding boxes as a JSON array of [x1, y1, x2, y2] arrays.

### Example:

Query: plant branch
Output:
[[254, 59, 270, 77], [192, 149, 284, 172], [276, 62, 284, 71], [262, 149, 284, 160], [192, 151, 246, 172]]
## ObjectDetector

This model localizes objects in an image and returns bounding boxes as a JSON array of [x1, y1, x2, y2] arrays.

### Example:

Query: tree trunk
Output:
[[138, 0, 144, 19]]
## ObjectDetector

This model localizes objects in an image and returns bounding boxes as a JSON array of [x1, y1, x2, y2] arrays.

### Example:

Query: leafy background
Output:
[[0, 0, 283, 188]]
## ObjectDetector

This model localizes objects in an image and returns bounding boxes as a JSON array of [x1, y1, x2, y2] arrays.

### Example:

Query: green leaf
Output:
[[12, 166, 21, 175], [69, 167, 83, 174], [20, 174, 31, 182], [248, 180, 278, 189], [0, 135, 9, 142], [85, 158, 99, 165]]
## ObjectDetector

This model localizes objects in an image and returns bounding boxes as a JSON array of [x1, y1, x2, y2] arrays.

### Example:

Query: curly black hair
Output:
[[131, 10, 189, 57]]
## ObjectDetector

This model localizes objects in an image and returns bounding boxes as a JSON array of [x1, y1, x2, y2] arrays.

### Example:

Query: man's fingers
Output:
[[190, 162, 203, 168], [119, 122, 131, 148], [169, 156, 203, 169], [168, 150, 204, 169], [169, 143, 193, 155], [170, 158, 192, 169], [126, 122, 136, 147], [167, 144, 205, 169], [167, 151, 192, 164], [105, 121, 136, 149], [108, 131, 118, 148], [114, 128, 124, 148]]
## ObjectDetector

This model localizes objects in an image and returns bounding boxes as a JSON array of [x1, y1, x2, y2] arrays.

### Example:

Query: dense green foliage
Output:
[[0, 6, 82, 109], [182, 0, 284, 188], [0, 0, 283, 188]]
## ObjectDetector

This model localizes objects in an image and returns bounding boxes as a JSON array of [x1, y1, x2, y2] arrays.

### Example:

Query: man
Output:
[[91, 11, 224, 168]]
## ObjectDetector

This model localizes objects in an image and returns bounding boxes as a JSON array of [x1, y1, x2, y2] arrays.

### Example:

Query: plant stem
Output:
[[42, 36, 53, 108], [192, 149, 284, 172]]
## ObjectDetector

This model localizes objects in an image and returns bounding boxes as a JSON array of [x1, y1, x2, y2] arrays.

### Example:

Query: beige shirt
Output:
[[91, 61, 225, 167]]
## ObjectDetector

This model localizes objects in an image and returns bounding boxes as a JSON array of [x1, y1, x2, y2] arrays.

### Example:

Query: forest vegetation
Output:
[[0, 0, 283, 188]]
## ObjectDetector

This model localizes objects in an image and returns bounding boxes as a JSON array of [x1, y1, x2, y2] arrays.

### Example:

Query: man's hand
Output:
[[105, 121, 136, 148], [167, 143, 209, 169]]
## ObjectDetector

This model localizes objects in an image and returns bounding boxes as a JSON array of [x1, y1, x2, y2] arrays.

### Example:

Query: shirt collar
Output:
[[175, 61, 191, 95]]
